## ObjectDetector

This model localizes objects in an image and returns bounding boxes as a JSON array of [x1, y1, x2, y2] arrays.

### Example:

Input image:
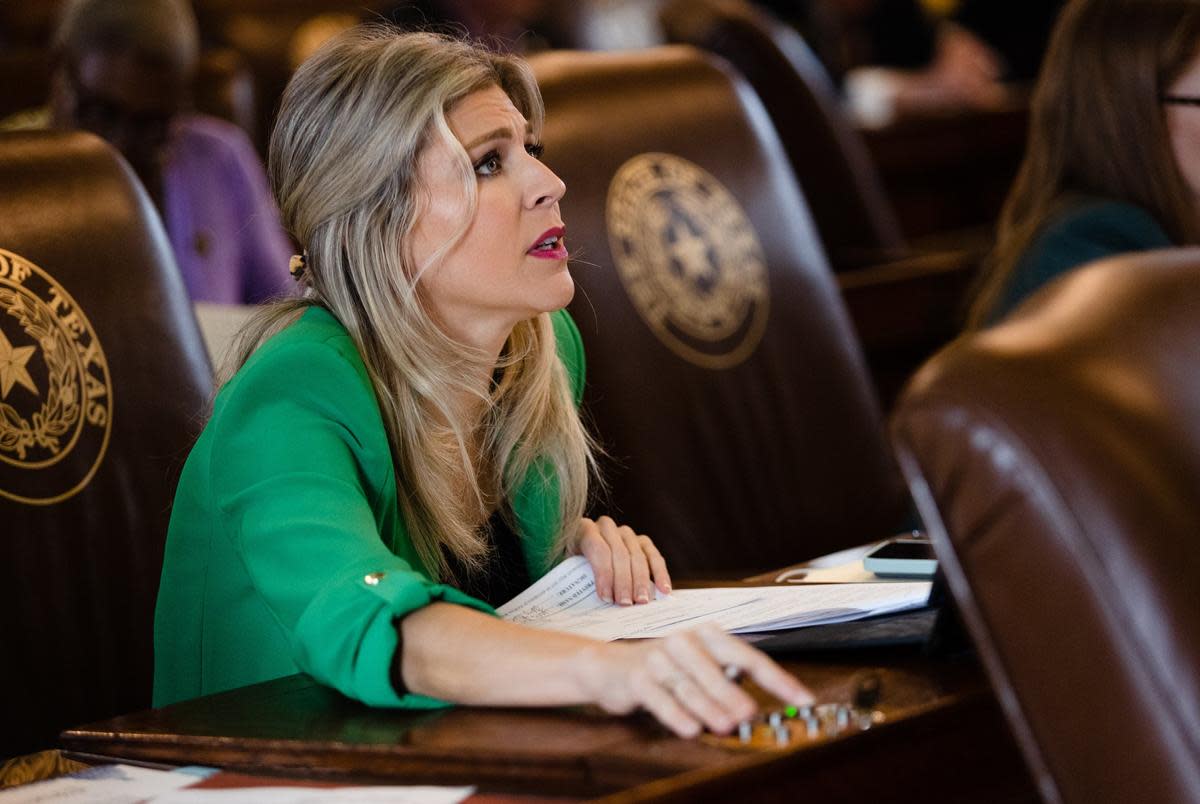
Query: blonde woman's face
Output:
[[412, 84, 572, 352]]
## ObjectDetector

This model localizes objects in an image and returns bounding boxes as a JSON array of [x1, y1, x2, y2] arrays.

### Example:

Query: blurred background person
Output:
[[953, 0, 1064, 84], [755, 0, 1005, 126], [967, 0, 1200, 326], [3, 0, 293, 304], [755, 0, 1065, 126]]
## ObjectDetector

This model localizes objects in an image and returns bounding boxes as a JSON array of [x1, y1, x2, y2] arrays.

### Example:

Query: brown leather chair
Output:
[[890, 249, 1200, 803], [659, 0, 906, 271], [0, 131, 213, 758], [655, 0, 979, 408], [531, 47, 909, 576]]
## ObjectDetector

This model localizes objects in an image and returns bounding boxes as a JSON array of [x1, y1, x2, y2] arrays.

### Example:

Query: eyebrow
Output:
[[462, 123, 534, 151]]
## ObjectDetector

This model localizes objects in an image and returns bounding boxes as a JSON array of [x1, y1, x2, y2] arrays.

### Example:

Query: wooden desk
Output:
[[61, 653, 1036, 802]]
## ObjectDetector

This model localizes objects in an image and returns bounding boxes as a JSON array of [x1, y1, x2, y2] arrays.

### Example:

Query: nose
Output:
[[526, 157, 566, 209]]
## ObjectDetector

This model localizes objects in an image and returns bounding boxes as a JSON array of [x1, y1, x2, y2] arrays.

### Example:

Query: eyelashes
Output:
[[473, 142, 545, 177], [474, 151, 502, 176]]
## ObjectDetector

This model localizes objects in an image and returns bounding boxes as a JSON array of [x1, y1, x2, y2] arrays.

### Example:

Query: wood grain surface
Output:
[[60, 653, 1036, 801]]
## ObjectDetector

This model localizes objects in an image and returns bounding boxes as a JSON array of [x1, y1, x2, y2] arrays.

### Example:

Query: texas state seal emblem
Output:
[[606, 153, 769, 369], [0, 248, 112, 505]]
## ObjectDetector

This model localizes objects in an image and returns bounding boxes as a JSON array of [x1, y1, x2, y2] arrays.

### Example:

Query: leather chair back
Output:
[[0, 131, 213, 757], [890, 249, 1200, 803], [659, 0, 905, 270], [531, 47, 908, 575]]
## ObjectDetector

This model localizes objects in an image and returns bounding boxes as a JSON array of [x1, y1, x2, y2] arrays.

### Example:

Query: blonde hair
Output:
[[232, 27, 594, 581]]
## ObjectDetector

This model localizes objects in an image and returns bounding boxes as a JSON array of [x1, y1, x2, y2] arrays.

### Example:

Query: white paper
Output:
[[148, 786, 474, 804], [0, 764, 202, 804], [498, 556, 931, 640], [770, 539, 941, 583]]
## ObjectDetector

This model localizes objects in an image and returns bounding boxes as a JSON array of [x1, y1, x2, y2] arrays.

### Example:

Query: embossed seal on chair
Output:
[[0, 248, 112, 505], [606, 153, 769, 369]]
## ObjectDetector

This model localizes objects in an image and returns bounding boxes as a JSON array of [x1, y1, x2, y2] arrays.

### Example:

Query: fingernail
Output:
[[662, 583, 672, 594], [599, 590, 611, 603], [636, 590, 649, 604], [620, 596, 632, 606]]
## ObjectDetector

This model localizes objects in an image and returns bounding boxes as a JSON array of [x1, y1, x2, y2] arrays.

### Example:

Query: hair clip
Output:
[[289, 251, 308, 281]]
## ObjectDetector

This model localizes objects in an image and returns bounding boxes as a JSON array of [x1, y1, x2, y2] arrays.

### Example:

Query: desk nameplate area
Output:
[[59, 656, 1037, 801]]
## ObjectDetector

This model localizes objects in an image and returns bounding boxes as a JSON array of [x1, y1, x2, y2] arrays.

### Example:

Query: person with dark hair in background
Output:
[[968, 0, 1200, 327], [4, 0, 293, 304]]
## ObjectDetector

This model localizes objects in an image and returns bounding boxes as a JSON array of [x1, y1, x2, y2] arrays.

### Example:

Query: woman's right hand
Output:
[[575, 623, 814, 738]]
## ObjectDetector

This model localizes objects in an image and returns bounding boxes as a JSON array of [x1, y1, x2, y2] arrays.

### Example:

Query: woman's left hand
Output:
[[573, 516, 672, 605]]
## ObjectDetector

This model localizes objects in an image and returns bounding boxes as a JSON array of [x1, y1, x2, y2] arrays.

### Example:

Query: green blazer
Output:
[[988, 198, 1173, 324], [154, 307, 585, 709]]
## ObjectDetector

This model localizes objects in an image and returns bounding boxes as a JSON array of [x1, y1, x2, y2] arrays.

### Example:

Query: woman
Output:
[[967, 0, 1200, 327], [153, 27, 812, 738]]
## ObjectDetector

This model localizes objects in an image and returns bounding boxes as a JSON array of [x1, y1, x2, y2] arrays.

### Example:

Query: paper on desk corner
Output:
[[498, 555, 931, 641], [0, 764, 201, 803], [147, 785, 475, 804]]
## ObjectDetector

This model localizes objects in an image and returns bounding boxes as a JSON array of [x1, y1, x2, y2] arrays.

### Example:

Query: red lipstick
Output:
[[527, 226, 567, 260]]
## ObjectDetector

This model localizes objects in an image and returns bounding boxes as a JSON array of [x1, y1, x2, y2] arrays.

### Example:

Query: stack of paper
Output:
[[498, 556, 931, 641]]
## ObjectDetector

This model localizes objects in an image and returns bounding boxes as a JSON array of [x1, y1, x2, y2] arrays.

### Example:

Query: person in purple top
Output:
[[159, 115, 293, 304], [41, 0, 292, 304]]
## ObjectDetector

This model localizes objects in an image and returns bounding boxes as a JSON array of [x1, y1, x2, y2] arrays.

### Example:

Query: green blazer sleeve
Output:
[[155, 308, 587, 709], [205, 337, 492, 708]]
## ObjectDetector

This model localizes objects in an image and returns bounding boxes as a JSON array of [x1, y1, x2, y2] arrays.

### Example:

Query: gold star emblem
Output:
[[0, 328, 38, 399], [667, 218, 715, 283]]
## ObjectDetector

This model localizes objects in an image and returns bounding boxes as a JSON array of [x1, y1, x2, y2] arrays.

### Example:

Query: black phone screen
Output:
[[869, 541, 935, 561]]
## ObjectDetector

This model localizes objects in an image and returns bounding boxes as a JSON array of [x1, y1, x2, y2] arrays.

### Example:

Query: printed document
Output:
[[0, 763, 474, 804], [497, 556, 931, 640]]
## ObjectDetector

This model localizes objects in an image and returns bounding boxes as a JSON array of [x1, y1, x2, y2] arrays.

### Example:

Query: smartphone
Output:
[[863, 539, 938, 578]]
